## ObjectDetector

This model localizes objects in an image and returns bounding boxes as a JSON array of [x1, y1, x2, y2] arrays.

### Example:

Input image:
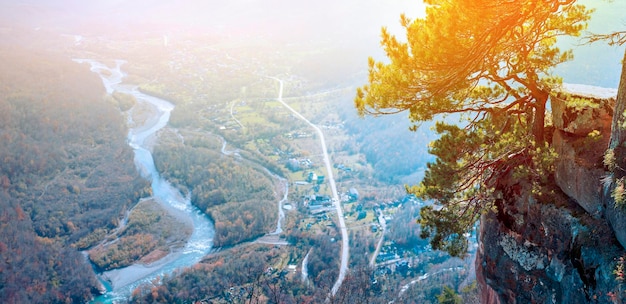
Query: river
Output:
[[74, 59, 214, 303]]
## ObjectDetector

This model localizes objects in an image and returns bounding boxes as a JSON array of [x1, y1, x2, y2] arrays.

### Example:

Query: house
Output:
[[288, 265, 297, 273], [376, 252, 396, 263], [306, 195, 332, 213], [348, 188, 359, 201], [300, 159, 312, 167], [310, 195, 331, 203], [309, 203, 324, 211]]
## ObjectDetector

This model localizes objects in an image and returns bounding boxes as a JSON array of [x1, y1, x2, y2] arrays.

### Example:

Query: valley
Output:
[[67, 29, 475, 302], [1, 0, 624, 303]]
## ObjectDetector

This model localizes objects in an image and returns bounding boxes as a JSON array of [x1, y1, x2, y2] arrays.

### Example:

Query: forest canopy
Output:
[[153, 132, 278, 247], [0, 47, 148, 302]]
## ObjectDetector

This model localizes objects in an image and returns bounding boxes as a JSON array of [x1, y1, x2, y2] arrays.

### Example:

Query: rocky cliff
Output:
[[477, 84, 626, 303]]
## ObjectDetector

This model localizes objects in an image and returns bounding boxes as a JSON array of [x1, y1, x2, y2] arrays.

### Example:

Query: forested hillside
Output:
[[153, 132, 278, 247], [0, 48, 148, 303], [340, 108, 436, 183]]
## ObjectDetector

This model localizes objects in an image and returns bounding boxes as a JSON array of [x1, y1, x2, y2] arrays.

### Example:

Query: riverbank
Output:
[[100, 249, 186, 290], [88, 197, 193, 271], [80, 59, 214, 303]]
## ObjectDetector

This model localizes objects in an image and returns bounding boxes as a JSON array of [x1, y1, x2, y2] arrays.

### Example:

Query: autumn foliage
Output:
[[0, 47, 148, 302]]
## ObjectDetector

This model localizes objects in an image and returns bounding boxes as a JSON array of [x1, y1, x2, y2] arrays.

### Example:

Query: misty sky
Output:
[[0, 0, 624, 87], [0, 0, 426, 41]]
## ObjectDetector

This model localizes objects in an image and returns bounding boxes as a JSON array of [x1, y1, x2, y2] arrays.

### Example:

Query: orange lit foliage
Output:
[[356, 0, 591, 256]]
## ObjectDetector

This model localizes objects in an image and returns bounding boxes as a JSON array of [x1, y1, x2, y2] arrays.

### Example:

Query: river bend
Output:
[[74, 59, 214, 303]]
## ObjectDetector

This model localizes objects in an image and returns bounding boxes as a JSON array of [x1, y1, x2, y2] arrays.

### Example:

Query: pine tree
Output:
[[355, 0, 591, 256]]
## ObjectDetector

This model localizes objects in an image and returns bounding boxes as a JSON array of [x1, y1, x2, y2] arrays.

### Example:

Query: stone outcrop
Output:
[[551, 84, 616, 217], [478, 175, 622, 303], [478, 84, 626, 303], [605, 183, 626, 252], [553, 84, 626, 250], [477, 179, 621, 303], [551, 83, 616, 136], [552, 129, 607, 217]]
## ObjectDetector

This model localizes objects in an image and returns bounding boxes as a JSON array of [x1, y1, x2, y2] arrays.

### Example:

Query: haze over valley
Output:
[[0, 0, 625, 303]]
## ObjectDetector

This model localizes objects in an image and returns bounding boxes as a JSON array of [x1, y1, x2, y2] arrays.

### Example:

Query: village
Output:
[[139, 39, 478, 296], [184, 78, 478, 290]]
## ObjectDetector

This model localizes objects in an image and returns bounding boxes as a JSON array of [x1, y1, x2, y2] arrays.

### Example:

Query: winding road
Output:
[[370, 211, 387, 267], [230, 100, 245, 129], [395, 266, 465, 301], [218, 135, 286, 237], [269, 77, 349, 296]]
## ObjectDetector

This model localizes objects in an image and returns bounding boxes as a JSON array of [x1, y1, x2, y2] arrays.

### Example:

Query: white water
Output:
[[74, 59, 214, 303]]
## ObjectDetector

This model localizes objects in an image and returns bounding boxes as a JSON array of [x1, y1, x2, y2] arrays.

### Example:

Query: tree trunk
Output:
[[610, 49, 626, 150], [533, 93, 547, 145]]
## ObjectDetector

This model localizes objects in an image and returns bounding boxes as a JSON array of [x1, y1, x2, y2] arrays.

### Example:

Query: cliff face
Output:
[[477, 84, 626, 303]]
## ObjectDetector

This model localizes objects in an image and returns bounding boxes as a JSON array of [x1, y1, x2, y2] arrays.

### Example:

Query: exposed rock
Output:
[[478, 175, 624, 303], [475, 248, 501, 304], [604, 183, 626, 250], [550, 84, 616, 215], [552, 130, 607, 217], [477, 84, 626, 303], [552, 84, 616, 136]]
